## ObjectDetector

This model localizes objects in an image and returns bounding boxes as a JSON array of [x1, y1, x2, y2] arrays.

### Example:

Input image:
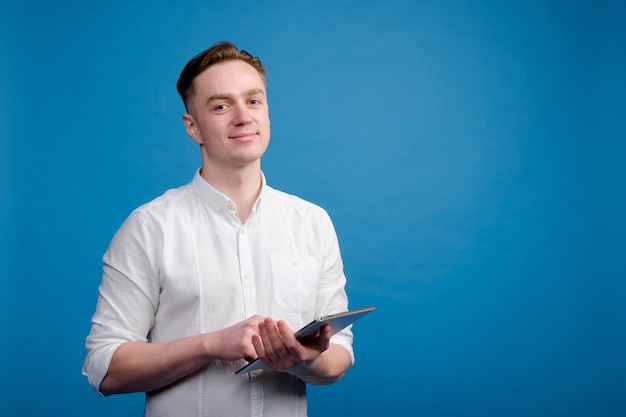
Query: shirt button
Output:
[[244, 272, 252, 279], [292, 260, 298, 267], [226, 201, 234, 210], [241, 228, 246, 235]]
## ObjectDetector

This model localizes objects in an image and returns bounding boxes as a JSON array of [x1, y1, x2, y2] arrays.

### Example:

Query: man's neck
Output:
[[199, 162, 262, 223]]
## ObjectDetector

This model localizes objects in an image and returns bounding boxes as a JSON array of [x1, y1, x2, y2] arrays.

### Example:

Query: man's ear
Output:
[[182, 113, 202, 145]]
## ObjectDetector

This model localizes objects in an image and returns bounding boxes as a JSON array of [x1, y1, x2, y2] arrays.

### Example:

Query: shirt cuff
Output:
[[82, 343, 122, 396]]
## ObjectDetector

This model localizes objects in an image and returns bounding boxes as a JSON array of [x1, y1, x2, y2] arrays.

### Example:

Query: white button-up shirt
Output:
[[83, 171, 353, 417]]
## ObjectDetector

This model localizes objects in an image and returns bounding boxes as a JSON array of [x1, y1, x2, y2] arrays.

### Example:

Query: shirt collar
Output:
[[191, 169, 267, 215]]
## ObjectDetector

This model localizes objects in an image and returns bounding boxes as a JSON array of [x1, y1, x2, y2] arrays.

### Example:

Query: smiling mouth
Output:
[[229, 131, 258, 140]]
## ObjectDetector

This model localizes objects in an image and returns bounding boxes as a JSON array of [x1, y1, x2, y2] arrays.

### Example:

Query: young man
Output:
[[83, 41, 353, 416]]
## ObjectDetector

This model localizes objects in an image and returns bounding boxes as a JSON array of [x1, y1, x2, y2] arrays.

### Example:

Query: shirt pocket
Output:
[[269, 254, 319, 313]]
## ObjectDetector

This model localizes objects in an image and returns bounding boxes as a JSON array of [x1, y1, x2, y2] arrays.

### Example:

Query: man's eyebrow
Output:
[[245, 88, 266, 97], [207, 93, 231, 102], [206, 88, 266, 104]]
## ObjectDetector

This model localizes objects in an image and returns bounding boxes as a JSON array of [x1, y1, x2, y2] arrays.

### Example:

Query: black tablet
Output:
[[236, 306, 376, 375]]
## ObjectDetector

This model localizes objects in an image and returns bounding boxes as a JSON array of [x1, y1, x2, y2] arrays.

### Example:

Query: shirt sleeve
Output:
[[82, 210, 162, 394], [316, 210, 355, 365]]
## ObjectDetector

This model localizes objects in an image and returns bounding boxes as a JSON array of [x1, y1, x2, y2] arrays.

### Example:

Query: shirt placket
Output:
[[237, 217, 264, 416], [238, 222, 257, 317]]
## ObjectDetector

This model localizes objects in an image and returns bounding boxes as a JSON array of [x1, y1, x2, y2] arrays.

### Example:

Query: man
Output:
[[83, 41, 354, 416]]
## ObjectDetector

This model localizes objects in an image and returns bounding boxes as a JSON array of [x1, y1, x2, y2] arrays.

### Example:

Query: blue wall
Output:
[[2, 1, 625, 416]]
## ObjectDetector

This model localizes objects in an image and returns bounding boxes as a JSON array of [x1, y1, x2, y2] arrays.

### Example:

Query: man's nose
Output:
[[233, 105, 252, 125]]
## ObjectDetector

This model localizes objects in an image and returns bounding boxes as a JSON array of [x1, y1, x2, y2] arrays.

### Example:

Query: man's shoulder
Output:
[[132, 181, 195, 216], [265, 186, 329, 217]]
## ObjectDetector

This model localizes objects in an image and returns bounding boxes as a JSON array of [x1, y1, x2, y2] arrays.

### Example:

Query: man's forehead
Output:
[[196, 61, 265, 89]]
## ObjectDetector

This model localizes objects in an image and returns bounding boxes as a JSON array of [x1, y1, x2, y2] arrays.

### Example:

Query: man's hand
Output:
[[252, 318, 331, 371], [214, 315, 267, 362]]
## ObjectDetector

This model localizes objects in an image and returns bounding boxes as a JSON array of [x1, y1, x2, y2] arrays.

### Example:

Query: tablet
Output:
[[236, 306, 376, 375]]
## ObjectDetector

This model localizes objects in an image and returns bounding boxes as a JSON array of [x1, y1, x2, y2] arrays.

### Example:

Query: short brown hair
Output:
[[176, 41, 267, 112]]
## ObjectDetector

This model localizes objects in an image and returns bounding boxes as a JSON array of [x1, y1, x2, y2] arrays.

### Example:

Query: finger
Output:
[[264, 319, 287, 358], [257, 321, 280, 367], [263, 318, 295, 368], [320, 323, 331, 341], [276, 320, 301, 355], [318, 324, 331, 351], [251, 334, 266, 363]]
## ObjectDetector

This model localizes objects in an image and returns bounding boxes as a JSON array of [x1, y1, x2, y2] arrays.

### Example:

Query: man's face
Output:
[[183, 60, 270, 170]]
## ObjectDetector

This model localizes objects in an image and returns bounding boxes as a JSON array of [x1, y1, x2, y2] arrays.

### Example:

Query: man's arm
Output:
[[99, 316, 265, 395], [288, 344, 352, 385]]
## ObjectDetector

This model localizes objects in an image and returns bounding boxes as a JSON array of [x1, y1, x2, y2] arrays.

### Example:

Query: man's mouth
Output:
[[229, 131, 257, 141]]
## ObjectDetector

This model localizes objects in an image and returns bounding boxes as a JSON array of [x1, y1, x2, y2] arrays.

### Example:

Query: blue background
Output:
[[2, 1, 625, 416]]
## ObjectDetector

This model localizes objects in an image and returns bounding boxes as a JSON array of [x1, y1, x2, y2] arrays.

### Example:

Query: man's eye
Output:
[[214, 104, 227, 111], [249, 99, 260, 105]]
